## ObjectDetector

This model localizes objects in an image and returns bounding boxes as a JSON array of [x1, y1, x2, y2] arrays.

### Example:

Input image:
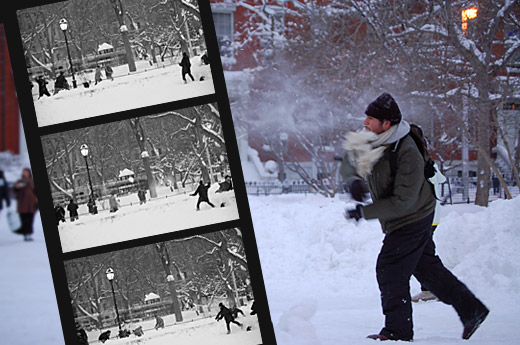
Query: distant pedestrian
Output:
[[492, 175, 499, 195], [67, 199, 79, 221], [94, 66, 103, 85], [11, 168, 38, 242], [109, 193, 119, 213], [105, 64, 114, 81], [98, 330, 110, 343], [179, 52, 195, 83], [137, 189, 147, 205], [0, 170, 11, 215], [250, 301, 257, 316], [55, 203, 66, 225], [54, 70, 70, 94], [36, 75, 51, 99], [215, 302, 243, 334], [216, 175, 233, 193], [201, 52, 209, 65], [191, 181, 215, 210], [75, 321, 89, 345], [154, 315, 164, 330]]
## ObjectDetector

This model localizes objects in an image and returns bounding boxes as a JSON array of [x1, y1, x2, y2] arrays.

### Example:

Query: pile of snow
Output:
[[250, 194, 520, 344]]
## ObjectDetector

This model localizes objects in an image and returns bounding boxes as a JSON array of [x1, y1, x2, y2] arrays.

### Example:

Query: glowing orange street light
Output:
[[461, 7, 478, 35]]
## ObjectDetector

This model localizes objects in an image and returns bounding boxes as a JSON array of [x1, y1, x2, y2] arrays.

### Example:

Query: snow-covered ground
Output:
[[34, 58, 215, 127], [1, 150, 519, 344], [59, 185, 239, 253]]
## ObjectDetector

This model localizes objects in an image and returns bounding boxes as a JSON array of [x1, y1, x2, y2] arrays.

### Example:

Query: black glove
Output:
[[345, 204, 363, 221], [349, 179, 368, 202]]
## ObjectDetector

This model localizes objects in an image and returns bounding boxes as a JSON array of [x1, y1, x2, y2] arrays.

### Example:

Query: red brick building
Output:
[[0, 24, 20, 154]]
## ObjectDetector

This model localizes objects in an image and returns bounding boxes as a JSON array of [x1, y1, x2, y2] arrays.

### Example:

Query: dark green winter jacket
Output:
[[341, 122, 435, 234]]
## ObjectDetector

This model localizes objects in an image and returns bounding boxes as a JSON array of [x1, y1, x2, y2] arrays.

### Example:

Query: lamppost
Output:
[[460, 7, 478, 202], [59, 18, 77, 89], [106, 268, 126, 338], [80, 144, 96, 214]]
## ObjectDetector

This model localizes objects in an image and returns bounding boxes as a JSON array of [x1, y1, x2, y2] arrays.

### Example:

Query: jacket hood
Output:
[[383, 120, 410, 145]]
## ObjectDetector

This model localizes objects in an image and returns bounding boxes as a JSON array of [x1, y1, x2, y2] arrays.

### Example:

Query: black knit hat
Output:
[[364, 93, 402, 124]]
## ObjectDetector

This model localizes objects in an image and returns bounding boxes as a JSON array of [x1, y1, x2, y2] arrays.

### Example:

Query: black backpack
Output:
[[389, 124, 436, 181]]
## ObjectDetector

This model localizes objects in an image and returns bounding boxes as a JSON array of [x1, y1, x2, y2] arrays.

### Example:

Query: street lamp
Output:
[[460, 6, 478, 202], [59, 18, 77, 89], [106, 268, 127, 338], [80, 144, 97, 214]]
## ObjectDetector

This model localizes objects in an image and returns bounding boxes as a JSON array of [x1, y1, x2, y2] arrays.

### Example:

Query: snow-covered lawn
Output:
[[34, 59, 215, 127], [58, 186, 239, 253]]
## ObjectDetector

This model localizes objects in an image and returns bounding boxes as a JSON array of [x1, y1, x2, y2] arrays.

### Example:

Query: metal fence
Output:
[[245, 179, 520, 204]]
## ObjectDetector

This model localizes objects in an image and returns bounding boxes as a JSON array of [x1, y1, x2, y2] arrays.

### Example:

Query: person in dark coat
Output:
[[250, 301, 257, 316], [215, 302, 243, 334], [342, 93, 489, 341], [75, 321, 89, 345], [67, 199, 79, 221], [191, 181, 215, 210], [11, 168, 38, 241], [94, 66, 103, 85], [201, 52, 210, 65], [109, 193, 119, 212], [154, 314, 164, 330], [216, 175, 233, 193], [0, 170, 11, 214], [54, 71, 70, 94], [105, 64, 114, 81], [179, 52, 195, 83], [36, 75, 51, 99], [137, 189, 147, 205], [98, 330, 111, 343], [55, 203, 66, 225]]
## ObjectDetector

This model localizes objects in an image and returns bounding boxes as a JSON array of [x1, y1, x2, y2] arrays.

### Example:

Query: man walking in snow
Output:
[[191, 180, 215, 210], [341, 92, 489, 341], [179, 52, 195, 83], [215, 302, 243, 334], [67, 198, 79, 221], [36, 75, 51, 99]]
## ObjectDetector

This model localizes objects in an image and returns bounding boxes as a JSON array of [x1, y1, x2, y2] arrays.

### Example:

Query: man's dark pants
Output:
[[376, 212, 486, 340]]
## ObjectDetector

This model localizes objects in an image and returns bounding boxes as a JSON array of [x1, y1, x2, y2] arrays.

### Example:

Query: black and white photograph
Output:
[[17, 0, 214, 127], [66, 227, 263, 344], [42, 102, 239, 252]]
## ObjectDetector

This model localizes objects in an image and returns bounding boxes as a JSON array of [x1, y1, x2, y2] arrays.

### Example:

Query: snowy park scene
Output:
[[17, 0, 214, 127], [62, 227, 262, 344], [41, 103, 238, 252]]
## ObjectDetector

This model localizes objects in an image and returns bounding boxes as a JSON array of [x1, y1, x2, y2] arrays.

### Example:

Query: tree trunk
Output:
[[154, 243, 183, 322]]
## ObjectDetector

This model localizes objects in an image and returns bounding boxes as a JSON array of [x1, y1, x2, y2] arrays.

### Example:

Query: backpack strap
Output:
[[389, 134, 407, 178]]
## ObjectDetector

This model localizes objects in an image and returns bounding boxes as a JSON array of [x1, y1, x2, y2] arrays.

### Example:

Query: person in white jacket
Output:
[[412, 162, 447, 303]]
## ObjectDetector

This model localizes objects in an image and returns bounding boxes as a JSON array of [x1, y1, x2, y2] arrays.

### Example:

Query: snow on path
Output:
[[35, 59, 215, 127]]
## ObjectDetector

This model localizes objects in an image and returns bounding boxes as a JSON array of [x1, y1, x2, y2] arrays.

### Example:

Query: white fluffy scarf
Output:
[[342, 126, 397, 178]]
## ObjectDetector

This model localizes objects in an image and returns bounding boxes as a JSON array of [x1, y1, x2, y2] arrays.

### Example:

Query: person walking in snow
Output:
[[11, 168, 38, 242], [67, 199, 79, 222], [215, 302, 243, 334], [191, 180, 215, 210], [109, 193, 119, 213], [36, 75, 51, 99], [216, 175, 233, 193], [154, 314, 164, 330], [137, 189, 147, 205], [53, 70, 70, 95], [94, 66, 103, 85], [179, 52, 195, 83], [341, 93, 489, 341], [0, 170, 11, 215], [412, 162, 447, 303], [55, 203, 66, 225], [105, 64, 114, 81]]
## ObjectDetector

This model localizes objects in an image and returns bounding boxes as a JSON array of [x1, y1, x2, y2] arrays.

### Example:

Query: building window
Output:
[[212, 11, 233, 58]]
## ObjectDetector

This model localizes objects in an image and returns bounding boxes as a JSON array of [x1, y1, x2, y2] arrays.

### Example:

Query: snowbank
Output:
[[250, 194, 520, 344]]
